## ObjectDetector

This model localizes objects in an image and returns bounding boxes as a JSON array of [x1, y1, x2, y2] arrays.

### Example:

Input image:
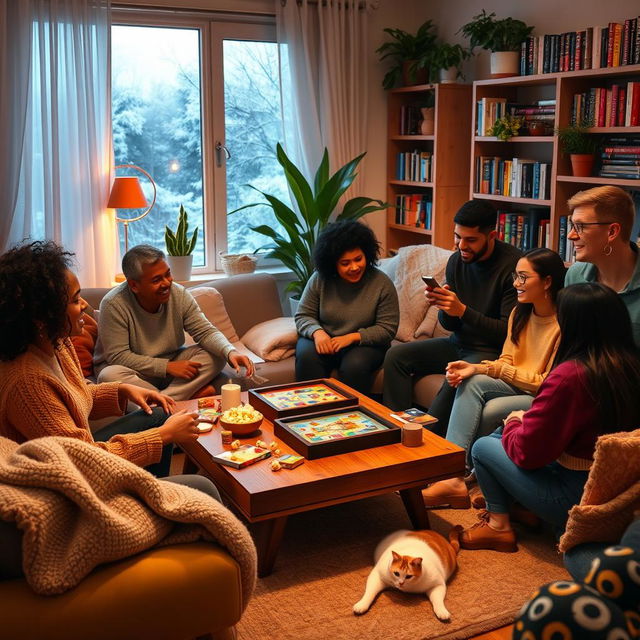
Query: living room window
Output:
[[111, 12, 288, 272]]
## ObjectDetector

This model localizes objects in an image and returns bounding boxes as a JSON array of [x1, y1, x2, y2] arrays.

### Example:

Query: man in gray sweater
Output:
[[94, 245, 254, 400]]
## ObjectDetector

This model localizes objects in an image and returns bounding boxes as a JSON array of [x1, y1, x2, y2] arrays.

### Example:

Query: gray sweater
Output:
[[94, 283, 234, 379], [295, 268, 399, 346]]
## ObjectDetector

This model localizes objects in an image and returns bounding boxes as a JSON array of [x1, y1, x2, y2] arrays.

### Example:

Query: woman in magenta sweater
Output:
[[460, 282, 640, 552]]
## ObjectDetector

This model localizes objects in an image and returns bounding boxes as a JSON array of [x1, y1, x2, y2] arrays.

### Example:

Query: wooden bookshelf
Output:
[[471, 64, 640, 257], [386, 83, 472, 253]]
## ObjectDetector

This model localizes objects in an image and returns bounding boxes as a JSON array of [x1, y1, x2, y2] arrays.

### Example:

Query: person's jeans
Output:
[[382, 336, 498, 435], [471, 431, 589, 533], [295, 337, 387, 395], [94, 406, 173, 477], [447, 374, 534, 468]]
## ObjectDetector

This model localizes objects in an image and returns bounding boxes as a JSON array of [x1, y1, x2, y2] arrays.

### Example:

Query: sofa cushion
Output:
[[189, 287, 240, 343], [241, 318, 297, 362], [393, 245, 451, 342], [70, 313, 98, 377]]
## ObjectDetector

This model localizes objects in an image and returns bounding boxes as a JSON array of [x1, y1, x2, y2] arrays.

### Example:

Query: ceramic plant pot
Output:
[[490, 51, 519, 78], [439, 66, 458, 83], [402, 60, 428, 86], [167, 255, 193, 282], [570, 154, 595, 178]]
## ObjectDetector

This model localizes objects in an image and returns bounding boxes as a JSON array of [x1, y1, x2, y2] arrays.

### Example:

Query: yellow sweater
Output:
[[481, 309, 561, 394], [0, 340, 163, 468]]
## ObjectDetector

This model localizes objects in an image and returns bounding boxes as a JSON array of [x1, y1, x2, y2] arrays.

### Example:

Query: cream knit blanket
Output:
[[0, 436, 257, 601]]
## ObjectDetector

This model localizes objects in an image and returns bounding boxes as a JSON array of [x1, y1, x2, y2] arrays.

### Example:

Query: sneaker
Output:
[[460, 510, 518, 552], [422, 478, 471, 509]]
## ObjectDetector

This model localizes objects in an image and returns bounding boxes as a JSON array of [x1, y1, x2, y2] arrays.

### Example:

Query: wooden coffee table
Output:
[[178, 379, 464, 576]]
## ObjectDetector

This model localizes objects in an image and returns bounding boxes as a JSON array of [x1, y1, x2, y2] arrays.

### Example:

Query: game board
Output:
[[248, 379, 358, 420], [274, 406, 401, 459]]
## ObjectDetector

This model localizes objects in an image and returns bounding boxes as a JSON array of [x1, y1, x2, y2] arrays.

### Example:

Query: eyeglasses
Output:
[[568, 219, 614, 234], [512, 271, 531, 285]]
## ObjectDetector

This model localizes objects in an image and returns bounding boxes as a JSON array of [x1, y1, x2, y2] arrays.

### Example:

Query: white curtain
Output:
[[0, 0, 115, 287], [276, 0, 371, 193]]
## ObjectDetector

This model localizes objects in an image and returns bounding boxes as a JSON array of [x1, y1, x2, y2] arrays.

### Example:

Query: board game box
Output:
[[248, 379, 358, 421], [274, 406, 401, 460], [211, 445, 271, 469], [389, 407, 437, 427]]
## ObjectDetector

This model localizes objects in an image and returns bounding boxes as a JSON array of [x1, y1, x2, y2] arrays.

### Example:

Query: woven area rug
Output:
[[237, 493, 570, 640]]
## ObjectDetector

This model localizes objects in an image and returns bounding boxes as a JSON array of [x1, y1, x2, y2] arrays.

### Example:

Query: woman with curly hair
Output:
[[0, 241, 203, 478], [294, 220, 399, 394]]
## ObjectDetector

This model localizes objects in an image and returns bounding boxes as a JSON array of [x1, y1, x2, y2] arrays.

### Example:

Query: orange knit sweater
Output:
[[0, 340, 163, 468]]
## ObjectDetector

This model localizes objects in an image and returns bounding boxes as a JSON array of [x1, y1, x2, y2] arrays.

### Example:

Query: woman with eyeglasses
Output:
[[565, 185, 640, 344], [423, 248, 566, 508], [459, 283, 640, 552]]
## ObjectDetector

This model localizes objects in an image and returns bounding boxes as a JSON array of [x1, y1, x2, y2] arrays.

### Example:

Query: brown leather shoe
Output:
[[422, 478, 471, 509], [469, 485, 486, 509], [460, 510, 518, 552], [510, 503, 543, 531]]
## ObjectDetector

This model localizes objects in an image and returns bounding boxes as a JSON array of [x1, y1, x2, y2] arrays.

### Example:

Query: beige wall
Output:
[[363, 0, 640, 250]]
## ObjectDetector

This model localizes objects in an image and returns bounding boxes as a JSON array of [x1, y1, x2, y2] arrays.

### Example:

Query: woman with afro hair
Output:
[[294, 220, 399, 394]]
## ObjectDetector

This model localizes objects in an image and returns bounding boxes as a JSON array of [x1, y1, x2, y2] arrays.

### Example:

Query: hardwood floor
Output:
[[471, 625, 513, 639]]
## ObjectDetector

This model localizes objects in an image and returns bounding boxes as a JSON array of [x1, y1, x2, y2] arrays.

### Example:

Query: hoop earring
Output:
[[603, 244, 613, 256]]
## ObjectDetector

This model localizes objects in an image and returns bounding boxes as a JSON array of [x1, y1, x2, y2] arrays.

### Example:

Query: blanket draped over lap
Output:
[[394, 244, 451, 342], [0, 436, 257, 602], [559, 428, 640, 552]]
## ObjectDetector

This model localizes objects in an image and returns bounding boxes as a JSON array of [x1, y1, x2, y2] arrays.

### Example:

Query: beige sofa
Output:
[[82, 243, 453, 407], [82, 273, 297, 390]]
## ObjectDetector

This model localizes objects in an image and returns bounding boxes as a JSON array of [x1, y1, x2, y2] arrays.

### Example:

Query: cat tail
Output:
[[449, 525, 463, 554]]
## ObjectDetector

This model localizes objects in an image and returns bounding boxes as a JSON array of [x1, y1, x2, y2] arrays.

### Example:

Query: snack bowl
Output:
[[219, 405, 264, 437], [219, 417, 263, 437]]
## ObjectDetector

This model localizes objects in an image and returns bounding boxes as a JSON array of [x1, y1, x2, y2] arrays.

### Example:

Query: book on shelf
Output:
[[520, 15, 640, 76], [475, 156, 550, 200], [395, 150, 432, 182], [496, 207, 551, 251], [476, 97, 507, 136], [394, 194, 432, 229]]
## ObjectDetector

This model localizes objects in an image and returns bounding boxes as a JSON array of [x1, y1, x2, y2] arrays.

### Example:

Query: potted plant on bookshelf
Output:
[[164, 204, 198, 282], [458, 10, 533, 78], [556, 121, 597, 177], [228, 143, 387, 309], [489, 114, 524, 141], [431, 41, 471, 83], [376, 20, 437, 89]]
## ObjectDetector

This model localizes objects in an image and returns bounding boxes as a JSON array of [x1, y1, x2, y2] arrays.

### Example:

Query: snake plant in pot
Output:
[[228, 143, 388, 304], [165, 204, 198, 281]]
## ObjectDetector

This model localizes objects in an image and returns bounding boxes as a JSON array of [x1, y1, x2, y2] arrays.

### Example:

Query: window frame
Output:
[[111, 8, 278, 274]]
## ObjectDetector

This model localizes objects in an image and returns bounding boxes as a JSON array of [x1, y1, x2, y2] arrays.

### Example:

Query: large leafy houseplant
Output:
[[376, 20, 437, 89], [458, 10, 533, 52], [229, 143, 387, 298]]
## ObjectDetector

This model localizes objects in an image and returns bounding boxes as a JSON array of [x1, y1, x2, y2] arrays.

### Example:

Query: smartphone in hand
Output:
[[422, 275, 442, 289]]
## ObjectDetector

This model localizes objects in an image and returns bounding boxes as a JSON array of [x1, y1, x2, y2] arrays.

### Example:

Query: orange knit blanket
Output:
[[559, 428, 640, 552], [0, 436, 257, 601]]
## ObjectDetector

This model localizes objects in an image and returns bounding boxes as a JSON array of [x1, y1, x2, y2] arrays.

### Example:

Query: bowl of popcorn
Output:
[[219, 404, 264, 437]]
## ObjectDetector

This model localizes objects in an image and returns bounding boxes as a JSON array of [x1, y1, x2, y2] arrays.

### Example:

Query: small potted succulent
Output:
[[555, 121, 597, 177], [376, 20, 438, 89], [431, 41, 471, 83], [458, 10, 534, 77], [165, 204, 198, 281]]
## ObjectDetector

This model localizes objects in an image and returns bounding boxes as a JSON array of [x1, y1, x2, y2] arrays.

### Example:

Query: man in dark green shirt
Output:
[[383, 200, 521, 435]]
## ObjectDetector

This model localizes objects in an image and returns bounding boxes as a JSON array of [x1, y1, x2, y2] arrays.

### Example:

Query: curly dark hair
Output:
[[313, 220, 380, 280], [0, 241, 75, 361]]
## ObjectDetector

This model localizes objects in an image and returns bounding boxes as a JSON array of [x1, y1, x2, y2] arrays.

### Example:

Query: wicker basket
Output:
[[219, 252, 259, 276]]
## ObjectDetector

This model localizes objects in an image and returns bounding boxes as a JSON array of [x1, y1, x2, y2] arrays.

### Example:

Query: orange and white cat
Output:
[[353, 527, 461, 621]]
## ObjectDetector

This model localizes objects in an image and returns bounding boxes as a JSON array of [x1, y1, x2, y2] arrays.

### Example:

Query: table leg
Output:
[[399, 487, 430, 530], [252, 516, 288, 577]]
